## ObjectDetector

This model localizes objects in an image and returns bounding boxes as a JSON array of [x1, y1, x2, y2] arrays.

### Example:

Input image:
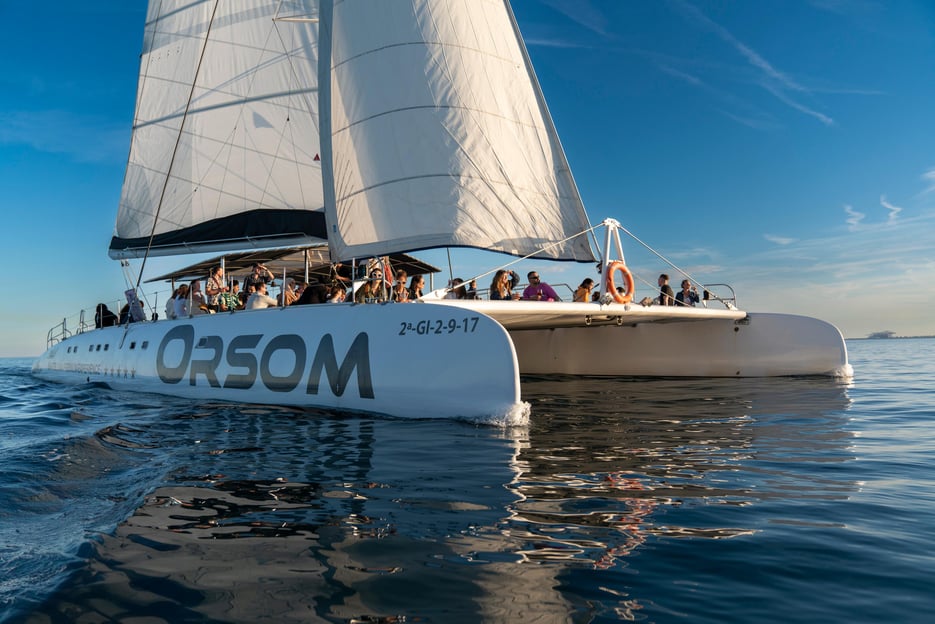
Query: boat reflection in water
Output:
[[30, 377, 854, 622]]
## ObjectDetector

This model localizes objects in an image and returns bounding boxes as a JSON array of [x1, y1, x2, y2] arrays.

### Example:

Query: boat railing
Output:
[[46, 318, 72, 348], [701, 283, 738, 309]]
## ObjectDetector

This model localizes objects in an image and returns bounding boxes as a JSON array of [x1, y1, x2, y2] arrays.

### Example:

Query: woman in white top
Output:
[[173, 284, 191, 318]]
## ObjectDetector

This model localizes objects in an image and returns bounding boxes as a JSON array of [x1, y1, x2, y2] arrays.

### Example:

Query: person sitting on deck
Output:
[[218, 280, 241, 311], [189, 280, 208, 314], [573, 278, 594, 302], [489, 270, 520, 300], [205, 265, 228, 312], [243, 263, 274, 293], [173, 284, 191, 318], [278, 278, 298, 306], [327, 284, 347, 303], [391, 270, 409, 302], [408, 274, 425, 300], [95, 304, 118, 328], [246, 281, 278, 310], [657, 273, 675, 306], [445, 278, 465, 299], [464, 279, 478, 299], [165, 288, 179, 319], [521, 271, 561, 301], [355, 269, 387, 303], [675, 279, 700, 307], [294, 282, 330, 305]]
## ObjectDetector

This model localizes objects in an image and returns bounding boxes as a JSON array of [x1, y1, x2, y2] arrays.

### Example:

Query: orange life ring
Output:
[[605, 261, 634, 304]]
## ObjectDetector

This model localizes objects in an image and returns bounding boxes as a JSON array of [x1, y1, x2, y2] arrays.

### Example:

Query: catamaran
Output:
[[32, 0, 851, 423]]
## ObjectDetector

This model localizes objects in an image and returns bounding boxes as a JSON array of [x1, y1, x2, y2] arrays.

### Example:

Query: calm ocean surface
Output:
[[1, 338, 933, 623]]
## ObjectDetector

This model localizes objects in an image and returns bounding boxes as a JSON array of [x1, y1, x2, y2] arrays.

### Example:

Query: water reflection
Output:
[[24, 376, 855, 623]]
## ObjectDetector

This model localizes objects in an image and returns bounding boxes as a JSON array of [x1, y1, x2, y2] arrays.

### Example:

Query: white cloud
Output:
[[670, 0, 835, 126], [0, 110, 128, 163], [844, 204, 865, 230], [880, 195, 903, 223], [538, 0, 609, 37], [921, 167, 935, 195], [764, 234, 796, 245]]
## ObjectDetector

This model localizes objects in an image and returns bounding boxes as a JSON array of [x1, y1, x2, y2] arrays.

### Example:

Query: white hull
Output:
[[423, 300, 852, 378], [32, 304, 527, 424], [33, 301, 850, 422]]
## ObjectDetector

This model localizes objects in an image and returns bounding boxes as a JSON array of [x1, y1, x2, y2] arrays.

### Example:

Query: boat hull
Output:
[[421, 300, 851, 378], [32, 304, 527, 423], [508, 312, 851, 377]]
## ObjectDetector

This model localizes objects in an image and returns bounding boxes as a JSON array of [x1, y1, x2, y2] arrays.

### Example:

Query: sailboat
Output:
[[32, 0, 851, 423]]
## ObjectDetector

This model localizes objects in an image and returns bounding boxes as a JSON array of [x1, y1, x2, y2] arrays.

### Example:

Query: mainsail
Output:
[[318, 0, 596, 263], [113, 0, 595, 264], [110, 0, 325, 259]]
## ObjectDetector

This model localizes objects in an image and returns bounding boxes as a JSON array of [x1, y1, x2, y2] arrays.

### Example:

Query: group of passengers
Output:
[[482, 268, 702, 307]]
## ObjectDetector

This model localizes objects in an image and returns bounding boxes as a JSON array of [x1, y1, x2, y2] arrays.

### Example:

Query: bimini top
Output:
[[145, 245, 441, 285]]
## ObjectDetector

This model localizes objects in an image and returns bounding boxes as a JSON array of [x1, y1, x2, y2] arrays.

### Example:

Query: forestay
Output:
[[318, 0, 596, 263], [111, 0, 326, 259]]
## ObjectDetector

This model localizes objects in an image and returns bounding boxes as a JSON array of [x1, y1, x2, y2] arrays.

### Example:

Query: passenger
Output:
[[675, 279, 700, 307], [408, 274, 425, 300], [330, 262, 353, 287], [278, 278, 298, 306], [327, 284, 347, 303], [521, 271, 561, 301], [246, 281, 278, 309], [173, 284, 191, 317], [489, 270, 520, 300], [205, 266, 228, 312], [391, 270, 409, 302], [294, 282, 330, 305], [354, 269, 387, 303], [243, 263, 274, 293], [165, 287, 179, 319], [95, 303, 118, 328], [573, 278, 595, 302], [657, 273, 675, 306], [117, 301, 144, 324], [219, 279, 241, 311], [464, 279, 478, 299], [239, 283, 253, 308], [190, 280, 208, 314], [445, 278, 465, 299]]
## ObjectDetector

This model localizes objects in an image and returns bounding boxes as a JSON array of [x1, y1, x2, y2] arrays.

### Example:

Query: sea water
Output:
[[1, 339, 933, 623]]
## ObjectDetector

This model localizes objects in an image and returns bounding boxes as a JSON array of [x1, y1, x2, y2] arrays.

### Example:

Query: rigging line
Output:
[[615, 223, 709, 297], [134, 0, 222, 292], [445, 223, 603, 295]]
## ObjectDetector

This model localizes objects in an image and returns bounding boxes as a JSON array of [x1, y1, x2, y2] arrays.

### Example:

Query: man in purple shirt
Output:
[[521, 271, 561, 302]]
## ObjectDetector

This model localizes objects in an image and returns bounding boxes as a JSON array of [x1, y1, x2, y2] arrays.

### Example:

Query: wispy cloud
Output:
[[656, 63, 704, 87], [922, 167, 935, 195], [719, 210, 935, 337], [669, 0, 835, 126], [761, 82, 835, 126], [764, 234, 797, 245], [880, 195, 903, 223], [844, 204, 865, 230], [0, 110, 128, 163], [538, 0, 609, 37]]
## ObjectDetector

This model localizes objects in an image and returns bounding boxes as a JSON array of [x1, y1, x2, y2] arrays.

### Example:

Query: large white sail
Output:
[[318, 0, 596, 263], [110, 0, 325, 259]]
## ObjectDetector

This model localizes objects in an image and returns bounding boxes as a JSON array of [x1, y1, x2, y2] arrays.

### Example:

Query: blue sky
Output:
[[1, 0, 934, 357]]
